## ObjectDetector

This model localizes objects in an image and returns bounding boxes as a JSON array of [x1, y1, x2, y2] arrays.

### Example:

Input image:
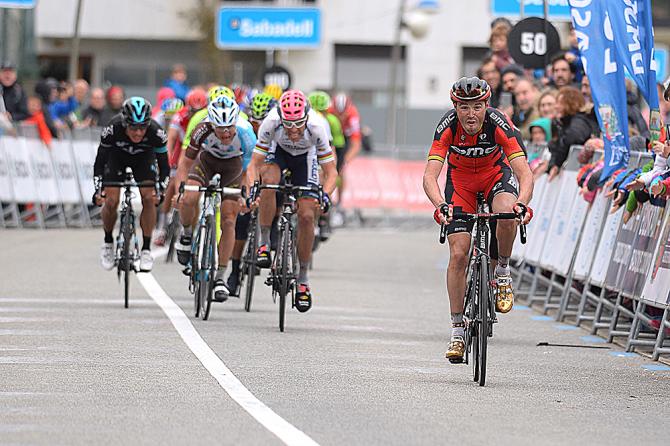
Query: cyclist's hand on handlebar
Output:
[[433, 203, 452, 225], [92, 190, 105, 207], [514, 202, 533, 225]]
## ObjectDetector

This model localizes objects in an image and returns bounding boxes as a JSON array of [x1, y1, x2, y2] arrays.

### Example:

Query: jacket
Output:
[[548, 112, 593, 170], [1, 81, 29, 121]]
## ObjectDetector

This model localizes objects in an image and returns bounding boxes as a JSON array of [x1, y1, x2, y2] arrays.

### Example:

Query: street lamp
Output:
[[386, 0, 438, 148]]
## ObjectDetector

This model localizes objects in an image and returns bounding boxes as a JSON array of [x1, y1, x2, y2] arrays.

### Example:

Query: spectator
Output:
[[164, 63, 189, 101], [50, 82, 78, 130], [34, 78, 59, 138], [625, 79, 650, 138], [513, 78, 540, 140], [488, 23, 514, 71], [658, 82, 670, 122], [477, 57, 502, 108], [550, 53, 578, 89], [547, 86, 593, 179], [24, 95, 52, 147], [99, 85, 124, 126], [564, 26, 585, 83], [80, 87, 106, 127], [529, 117, 551, 144], [579, 76, 600, 137], [501, 64, 524, 93], [73, 78, 89, 119], [0, 61, 29, 122], [538, 88, 558, 120]]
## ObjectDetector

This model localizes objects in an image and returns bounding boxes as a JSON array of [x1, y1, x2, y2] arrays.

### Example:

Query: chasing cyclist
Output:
[[93, 97, 170, 272], [422, 77, 534, 362], [175, 96, 256, 303], [250, 90, 337, 312]]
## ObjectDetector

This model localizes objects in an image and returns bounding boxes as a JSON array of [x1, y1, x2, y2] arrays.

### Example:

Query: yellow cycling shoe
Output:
[[446, 336, 465, 363], [495, 274, 514, 313]]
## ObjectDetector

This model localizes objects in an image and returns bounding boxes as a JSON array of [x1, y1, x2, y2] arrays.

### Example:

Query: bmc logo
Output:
[[451, 145, 496, 157]]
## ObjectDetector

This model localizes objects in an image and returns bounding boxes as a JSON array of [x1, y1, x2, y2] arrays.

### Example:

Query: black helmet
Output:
[[450, 77, 491, 103], [121, 96, 152, 127]]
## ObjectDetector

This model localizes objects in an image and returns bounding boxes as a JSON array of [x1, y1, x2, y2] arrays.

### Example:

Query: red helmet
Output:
[[450, 77, 491, 103], [185, 88, 207, 110]]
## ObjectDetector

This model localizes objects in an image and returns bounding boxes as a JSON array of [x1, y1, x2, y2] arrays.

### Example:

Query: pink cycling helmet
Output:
[[279, 90, 309, 121]]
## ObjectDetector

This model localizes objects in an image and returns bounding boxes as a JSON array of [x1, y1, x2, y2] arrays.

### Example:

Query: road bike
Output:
[[178, 175, 240, 320], [103, 167, 159, 308], [252, 174, 324, 332], [439, 192, 527, 386]]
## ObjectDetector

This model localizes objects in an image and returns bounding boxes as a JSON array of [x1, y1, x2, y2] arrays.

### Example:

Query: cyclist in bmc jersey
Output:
[[93, 97, 169, 273], [250, 90, 338, 312], [175, 96, 256, 302], [423, 77, 534, 362]]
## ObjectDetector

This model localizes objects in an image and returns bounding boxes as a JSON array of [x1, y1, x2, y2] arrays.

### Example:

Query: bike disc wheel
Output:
[[478, 258, 490, 387], [201, 216, 216, 321]]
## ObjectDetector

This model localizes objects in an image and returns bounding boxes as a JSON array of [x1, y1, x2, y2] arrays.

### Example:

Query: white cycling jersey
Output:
[[254, 108, 334, 164]]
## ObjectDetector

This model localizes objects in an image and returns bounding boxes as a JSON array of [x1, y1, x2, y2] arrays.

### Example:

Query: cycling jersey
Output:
[[186, 117, 256, 170], [153, 110, 172, 131], [93, 114, 169, 183], [329, 104, 361, 141], [254, 108, 334, 163], [428, 107, 526, 235], [324, 112, 346, 149], [428, 107, 526, 171], [168, 107, 191, 167]]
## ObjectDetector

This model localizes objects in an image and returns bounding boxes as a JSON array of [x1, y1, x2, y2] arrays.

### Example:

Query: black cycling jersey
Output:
[[93, 114, 169, 183]]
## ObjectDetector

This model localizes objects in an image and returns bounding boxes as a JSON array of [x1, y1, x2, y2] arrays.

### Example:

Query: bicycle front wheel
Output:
[[121, 208, 133, 309], [200, 215, 217, 321], [477, 257, 490, 387], [243, 215, 258, 312], [277, 223, 290, 332]]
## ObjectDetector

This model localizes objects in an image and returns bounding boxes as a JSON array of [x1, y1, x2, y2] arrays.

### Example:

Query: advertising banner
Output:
[[642, 207, 670, 307], [573, 191, 610, 280], [590, 208, 624, 286]]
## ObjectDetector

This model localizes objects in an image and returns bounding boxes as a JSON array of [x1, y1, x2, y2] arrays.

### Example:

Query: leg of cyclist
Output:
[[138, 186, 159, 271], [257, 162, 280, 268], [295, 197, 318, 312], [491, 191, 518, 313], [155, 175, 177, 246], [100, 187, 120, 270], [214, 197, 240, 302], [176, 182, 201, 265], [446, 232, 470, 361]]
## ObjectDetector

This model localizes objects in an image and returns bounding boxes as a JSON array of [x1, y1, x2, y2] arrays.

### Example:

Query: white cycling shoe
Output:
[[139, 250, 154, 272], [100, 243, 115, 271]]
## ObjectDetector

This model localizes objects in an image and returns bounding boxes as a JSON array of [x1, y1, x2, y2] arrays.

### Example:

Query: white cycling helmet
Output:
[[208, 96, 239, 127]]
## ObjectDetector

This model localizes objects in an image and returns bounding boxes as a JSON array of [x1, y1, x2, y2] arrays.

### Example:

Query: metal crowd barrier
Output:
[[512, 145, 670, 364], [0, 125, 102, 229]]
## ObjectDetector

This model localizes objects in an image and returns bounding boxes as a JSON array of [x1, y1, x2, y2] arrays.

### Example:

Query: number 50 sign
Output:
[[508, 17, 561, 69]]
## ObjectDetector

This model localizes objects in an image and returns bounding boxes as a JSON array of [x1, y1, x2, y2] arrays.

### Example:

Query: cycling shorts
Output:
[[188, 151, 242, 198], [444, 159, 518, 235], [265, 145, 320, 200], [103, 150, 157, 183]]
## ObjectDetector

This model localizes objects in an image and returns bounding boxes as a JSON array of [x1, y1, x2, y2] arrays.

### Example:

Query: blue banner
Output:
[[606, 0, 659, 109], [216, 7, 321, 49], [0, 0, 36, 8], [570, 0, 630, 182]]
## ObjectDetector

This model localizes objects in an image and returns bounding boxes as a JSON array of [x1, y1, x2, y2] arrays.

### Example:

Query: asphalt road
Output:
[[1, 227, 669, 446]]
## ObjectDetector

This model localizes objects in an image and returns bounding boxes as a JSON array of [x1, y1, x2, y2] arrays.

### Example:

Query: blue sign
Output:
[[654, 47, 668, 84], [492, 0, 571, 20], [0, 0, 36, 8], [217, 7, 321, 49]]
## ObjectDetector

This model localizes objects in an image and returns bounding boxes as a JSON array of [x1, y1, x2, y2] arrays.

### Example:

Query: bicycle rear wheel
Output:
[[477, 257, 490, 386], [243, 215, 258, 312], [166, 209, 180, 263], [200, 215, 217, 321]]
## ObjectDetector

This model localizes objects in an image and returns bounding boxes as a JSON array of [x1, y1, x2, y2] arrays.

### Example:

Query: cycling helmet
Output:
[[208, 96, 239, 127], [333, 93, 352, 114], [122, 96, 152, 126], [161, 97, 184, 114], [207, 85, 235, 103], [450, 76, 491, 103], [185, 88, 207, 110], [250, 93, 276, 120], [263, 83, 283, 100], [278, 90, 309, 121], [308, 91, 331, 112]]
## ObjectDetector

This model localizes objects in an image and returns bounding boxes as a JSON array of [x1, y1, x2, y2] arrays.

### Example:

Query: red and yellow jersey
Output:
[[329, 104, 361, 141], [428, 108, 526, 172]]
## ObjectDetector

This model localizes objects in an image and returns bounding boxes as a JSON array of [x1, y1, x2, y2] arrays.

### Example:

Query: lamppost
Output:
[[386, 0, 439, 148]]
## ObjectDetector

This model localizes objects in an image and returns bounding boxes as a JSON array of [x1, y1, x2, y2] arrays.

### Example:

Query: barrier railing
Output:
[[512, 145, 670, 364]]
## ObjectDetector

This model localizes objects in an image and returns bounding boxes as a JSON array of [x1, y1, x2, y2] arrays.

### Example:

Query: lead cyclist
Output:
[[422, 77, 534, 362]]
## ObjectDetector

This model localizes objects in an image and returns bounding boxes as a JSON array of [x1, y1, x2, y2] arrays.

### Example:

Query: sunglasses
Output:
[[127, 124, 149, 131], [215, 126, 235, 133], [281, 118, 307, 129]]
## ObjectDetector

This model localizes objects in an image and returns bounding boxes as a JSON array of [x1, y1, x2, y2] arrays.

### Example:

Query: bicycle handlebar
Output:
[[438, 210, 527, 245], [251, 182, 324, 205]]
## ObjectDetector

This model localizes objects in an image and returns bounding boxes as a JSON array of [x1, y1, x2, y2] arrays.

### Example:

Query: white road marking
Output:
[[136, 272, 320, 446]]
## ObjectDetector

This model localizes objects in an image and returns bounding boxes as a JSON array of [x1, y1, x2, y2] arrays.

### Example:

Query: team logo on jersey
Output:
[[101, 125, 113, 138], [479, 133, 487, 141], [156, 128, 167, 143], [451, 145, 496, 157], [508, 175, 518, 189]]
